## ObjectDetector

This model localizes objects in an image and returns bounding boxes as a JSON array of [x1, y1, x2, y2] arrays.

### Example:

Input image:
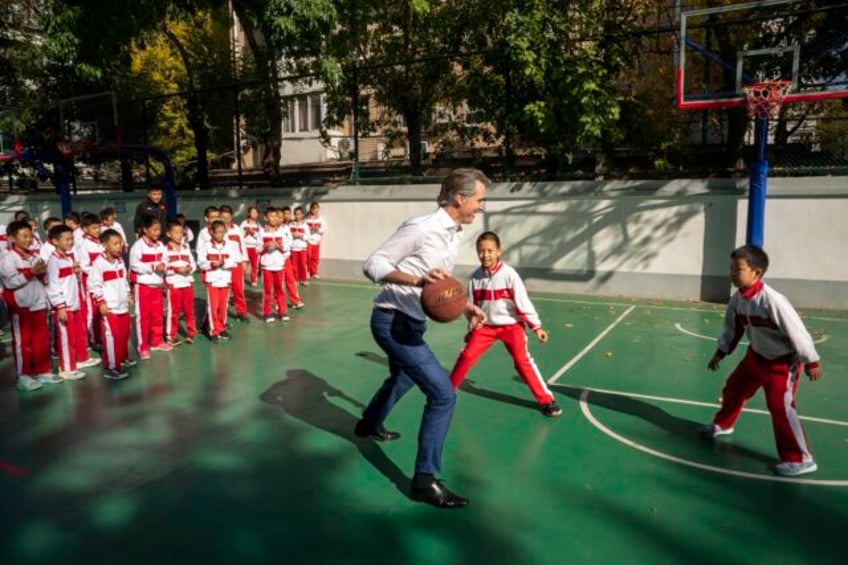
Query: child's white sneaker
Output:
[[699, 424, 734, 438], [16, 375, 43, 391], [60, 370, 87, 381], [37, 373, 64, 385], [774, 461, 818, 477], [77, 358, 102, 369]]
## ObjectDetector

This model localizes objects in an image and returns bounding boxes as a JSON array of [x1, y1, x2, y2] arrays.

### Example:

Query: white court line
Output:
[[320, 281, 848, 322], [534, 296, 848, 322], [547, 305, 636, 385], [578, 389, 848, 486], [673, 322, 830, 345], [568, 385, 848, 428]]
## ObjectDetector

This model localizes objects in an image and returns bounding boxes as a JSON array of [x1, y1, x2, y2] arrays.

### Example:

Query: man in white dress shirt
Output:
[[357, 168, 489, 508]]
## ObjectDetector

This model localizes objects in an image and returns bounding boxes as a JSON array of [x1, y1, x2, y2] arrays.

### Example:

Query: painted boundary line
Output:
[[578, 389, 848, 486], [568, 385, 848, 428], [674, 322, 830, 345], [317, 281, 847, 322], [533, 295, 848, 323], [547, 305, 636, 385]]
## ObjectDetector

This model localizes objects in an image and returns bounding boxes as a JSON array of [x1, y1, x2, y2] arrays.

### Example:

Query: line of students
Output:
[[1, 200, 327, 390]]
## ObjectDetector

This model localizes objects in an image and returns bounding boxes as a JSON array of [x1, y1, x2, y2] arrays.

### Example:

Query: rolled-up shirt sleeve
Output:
[[363, 223, 422, 284]]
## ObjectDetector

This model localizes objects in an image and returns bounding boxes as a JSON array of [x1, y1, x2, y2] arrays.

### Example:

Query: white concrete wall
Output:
[[4, 175, 846, 309]]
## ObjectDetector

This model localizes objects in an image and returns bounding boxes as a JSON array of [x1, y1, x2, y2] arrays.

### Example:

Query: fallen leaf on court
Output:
[[650, 507, 658, 516], [564, 323, 573, 328], [604, 351, 613, 358]]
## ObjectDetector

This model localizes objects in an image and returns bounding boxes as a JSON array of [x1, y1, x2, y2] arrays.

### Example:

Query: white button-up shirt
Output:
[[363, 207, 463, 321]]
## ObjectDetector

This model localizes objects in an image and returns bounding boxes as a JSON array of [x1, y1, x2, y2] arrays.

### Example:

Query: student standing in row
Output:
[[164, 221, 197, 345], [129, 216, 170, 359], [198, 220, 238, 343], [90, 229, 136, 380]]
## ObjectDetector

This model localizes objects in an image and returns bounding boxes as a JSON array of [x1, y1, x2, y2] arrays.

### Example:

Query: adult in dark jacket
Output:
[[133, 187, 169, 236]]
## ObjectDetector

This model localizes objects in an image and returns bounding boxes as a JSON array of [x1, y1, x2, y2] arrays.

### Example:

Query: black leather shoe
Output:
[[354, 420, 401, 442], [411, 479, 469, 508]]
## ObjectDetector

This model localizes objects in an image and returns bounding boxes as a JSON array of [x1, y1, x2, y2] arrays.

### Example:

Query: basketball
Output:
[[421, 277, 467, 323]]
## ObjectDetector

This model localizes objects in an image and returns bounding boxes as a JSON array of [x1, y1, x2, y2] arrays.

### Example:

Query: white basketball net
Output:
[[743, 81, 793, 119]]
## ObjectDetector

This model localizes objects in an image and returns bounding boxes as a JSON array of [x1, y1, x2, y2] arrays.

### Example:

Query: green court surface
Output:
[[1, 281, 846, 564]]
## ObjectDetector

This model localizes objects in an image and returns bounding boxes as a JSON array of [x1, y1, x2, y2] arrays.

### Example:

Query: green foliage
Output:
[[129, 7, 234, 167]]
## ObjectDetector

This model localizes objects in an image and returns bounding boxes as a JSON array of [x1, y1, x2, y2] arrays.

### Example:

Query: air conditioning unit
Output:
[[404, 140, 430, 158], [336, 137, 354, 159]]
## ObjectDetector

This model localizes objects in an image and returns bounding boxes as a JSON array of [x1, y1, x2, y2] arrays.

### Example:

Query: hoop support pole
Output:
[[747, 116, 770, 248]]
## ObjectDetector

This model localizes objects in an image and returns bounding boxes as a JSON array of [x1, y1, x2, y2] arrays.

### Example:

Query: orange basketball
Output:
[[421, 277, 467, 323]]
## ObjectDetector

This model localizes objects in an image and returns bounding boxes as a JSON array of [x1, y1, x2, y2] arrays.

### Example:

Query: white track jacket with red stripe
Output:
[[467, 262, 542, 330]]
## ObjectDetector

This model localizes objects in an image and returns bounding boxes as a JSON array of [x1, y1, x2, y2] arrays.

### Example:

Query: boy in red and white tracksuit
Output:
[[89, 230, 134, 379], [46, 225, 89, 379], [0, 221, 54, 390], [219, 206, 249, 321], [197, 220, 238, 341], [703, 245, 822, 477], [240, 206, 262, 286], [76, 218, 104, 345], [164, 221, 197, 344], [259, 208, 297, 321], [289, 207, 309, 285], [129, 218, 169, 358], [449, 231, 560, 417], [305, 202, 326, 279]]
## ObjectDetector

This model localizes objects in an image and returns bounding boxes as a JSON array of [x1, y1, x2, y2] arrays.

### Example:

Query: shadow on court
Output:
[[357, 350, 539, 411], [260, 369, 410, 497], [551, 384, 775, 465]]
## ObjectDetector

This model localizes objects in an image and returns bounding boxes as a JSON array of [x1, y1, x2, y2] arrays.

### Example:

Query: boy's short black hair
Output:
[[48, 224, 73, 241], [265, 206, 277, 215], [14, 210, 29, 221], [43, 216, 62, 231], [166, 220, 183, 232], [100, 207, 116, 220], [293, 206, 304, 214], [6, 220, 32, 237], [100, 228, 121, 244], [280, 206, 291, 213], [731, 245, 769, 274], [176, 213, 187, 220], [80, 212, 100, 228], [476, 231, 501, 248], [64, 211, 81, 224], [204, 206, 219, 218], [219, 205, 233, 215], [210, 219, 227, 231]]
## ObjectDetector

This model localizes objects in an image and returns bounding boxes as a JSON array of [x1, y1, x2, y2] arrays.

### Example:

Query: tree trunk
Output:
[[726, 107, 748, 170], [232, 8, 283, 182], [163, 24, 210, 189], [186, 94, 210, 190], [405, 110, 423, 175]]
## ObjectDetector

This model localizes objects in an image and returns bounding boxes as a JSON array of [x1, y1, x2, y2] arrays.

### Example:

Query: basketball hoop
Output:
[[57, 137, 95, 159], [743, 81, 793, 120]]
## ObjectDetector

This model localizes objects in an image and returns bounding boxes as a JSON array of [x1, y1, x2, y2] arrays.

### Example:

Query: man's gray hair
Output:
[[437, 168, 491, 206]]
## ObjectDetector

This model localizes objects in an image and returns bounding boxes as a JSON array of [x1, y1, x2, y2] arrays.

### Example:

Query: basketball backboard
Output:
[[58, 91, 119, 156], [677, 0, 848, 110]]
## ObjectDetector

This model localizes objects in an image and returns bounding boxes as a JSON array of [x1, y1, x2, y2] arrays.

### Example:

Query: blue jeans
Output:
[[362, 308, 456, 475]]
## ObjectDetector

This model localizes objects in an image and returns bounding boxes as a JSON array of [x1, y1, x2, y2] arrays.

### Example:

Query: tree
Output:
[[319, 0, 457, 175], [231, 0, 335, 181], [130, 7, 234, 188], [454, 0, 663, 174]]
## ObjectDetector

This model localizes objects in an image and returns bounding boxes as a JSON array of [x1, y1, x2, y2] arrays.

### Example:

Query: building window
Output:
[[282, 98, 296, 133], [297, 96, 310, 132], [310, 93, 322, 130], [282, 93, 323, 133]]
